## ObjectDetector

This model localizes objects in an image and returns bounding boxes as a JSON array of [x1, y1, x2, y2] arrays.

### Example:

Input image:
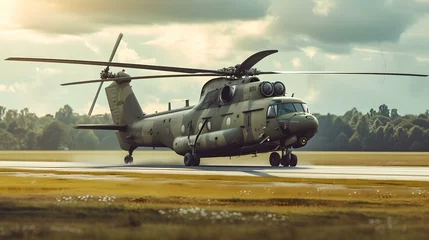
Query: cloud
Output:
[[270, 0, 427, 44], [273, 60, 282, 69], [291, 57, 302, 68], [326, 54, 340, 60], [301, 46, 319, 58], [84, 40, 100, 54], [312, 0, 337, 16], [416, 57, 429, 62], [11, 0, 270, 34], [0, 84, 16, 92], [77, 102, 111, 115], [0, 82, 27, 93], [35, 67, 62, 75], [118, 41, 156, 64]]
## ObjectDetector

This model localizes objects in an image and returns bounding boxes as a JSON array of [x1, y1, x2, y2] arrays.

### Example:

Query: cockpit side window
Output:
[[267, 105, 277, 118], [302, 103, 310, 113]]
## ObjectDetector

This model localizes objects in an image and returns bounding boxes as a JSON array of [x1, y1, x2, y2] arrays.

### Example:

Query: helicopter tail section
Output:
[[104, 81, 144, 151], [105, 81, 144, 125]]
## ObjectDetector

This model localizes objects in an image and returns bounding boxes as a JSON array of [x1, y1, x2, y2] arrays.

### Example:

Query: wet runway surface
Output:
[[1, 161, 429, 181]]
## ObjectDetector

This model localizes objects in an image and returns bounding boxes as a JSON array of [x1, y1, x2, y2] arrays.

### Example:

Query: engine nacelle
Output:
[[260, 81, 274, 97], [273, 81, 286, 96], [220, 85, 236, 102], [259, 81, 286, 97]]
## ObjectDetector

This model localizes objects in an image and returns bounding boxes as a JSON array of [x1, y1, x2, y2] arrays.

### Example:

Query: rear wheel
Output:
[[184, 153, 194, 166], [269, 152, 281, 167], [290, 154, 298, 167], [280, 155, 290, 167], [193, 154, 201, 166]]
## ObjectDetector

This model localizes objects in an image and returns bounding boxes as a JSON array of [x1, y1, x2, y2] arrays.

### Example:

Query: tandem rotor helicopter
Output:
[[5, 34, 428, 167]]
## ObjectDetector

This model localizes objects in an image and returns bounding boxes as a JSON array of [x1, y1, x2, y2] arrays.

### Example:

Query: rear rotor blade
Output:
[[88, 82, 104, 116], [259, 71, 428, 77], [5, 57, 220, 74], [61, 73, 220, 86], [109, 33, 123, 63], [88, 33, 123, 116]]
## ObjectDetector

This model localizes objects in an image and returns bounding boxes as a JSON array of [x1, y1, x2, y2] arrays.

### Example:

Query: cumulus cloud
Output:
[[291, 57, 302, 68], [11, 0, 270, 34], [118, 41, 156, 64]]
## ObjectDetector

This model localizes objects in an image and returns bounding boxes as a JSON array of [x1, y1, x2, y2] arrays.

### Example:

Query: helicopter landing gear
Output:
[[279, 149, 298, 167], [124, 155, 133, 164], [184, 152, 200, 166], [124, 145, 137, 164], [269, 152, 281, 167]]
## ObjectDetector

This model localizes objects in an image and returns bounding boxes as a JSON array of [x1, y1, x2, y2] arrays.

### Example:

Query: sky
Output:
[[1, 0, 429, 117]]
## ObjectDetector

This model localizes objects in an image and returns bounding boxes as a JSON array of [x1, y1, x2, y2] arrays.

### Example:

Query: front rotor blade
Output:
[[5, 57, 220, 74], [88, 81, 104, 116], [108, 33, 123, 63], [61, 73, 220, 86], [234, 50, 278, 76], [259, 71, 428, 77]]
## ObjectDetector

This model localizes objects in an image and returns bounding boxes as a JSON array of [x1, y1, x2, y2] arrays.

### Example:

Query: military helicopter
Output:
[[6, 34, 428, 167]]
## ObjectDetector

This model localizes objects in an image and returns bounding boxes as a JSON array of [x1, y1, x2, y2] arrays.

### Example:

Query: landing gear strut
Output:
[[183, 119, 207, 167], [269, 149, 298, 167], [124, 145, 137, 164]]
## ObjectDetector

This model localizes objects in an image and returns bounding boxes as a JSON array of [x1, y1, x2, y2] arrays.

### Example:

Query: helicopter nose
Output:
[[287, 114, 319, 137]]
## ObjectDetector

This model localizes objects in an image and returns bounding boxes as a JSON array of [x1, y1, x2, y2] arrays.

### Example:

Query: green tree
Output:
[[333, 132, 349, 150], [0, 106, 6, 120], [409, 141, 424, 151], [408, 126, 424, 143], [55, 105, 76, 125], [391, 108, 399, 119], [356, 116, 369, 149], [0, 129, 19, 150], [393, 127, 409, 151], [39, 121, 70, 150], [4, 109, 18, 125], [26, 131, 39, 150], [348, 133, 361, 150], [378, 104, 390, 117], [72, 130, 100, 150]]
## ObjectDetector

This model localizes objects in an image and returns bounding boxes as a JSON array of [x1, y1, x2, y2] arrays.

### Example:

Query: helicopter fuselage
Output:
[[123, 77, 319, 157]]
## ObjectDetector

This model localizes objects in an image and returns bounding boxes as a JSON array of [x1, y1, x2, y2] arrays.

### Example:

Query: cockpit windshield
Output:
[[267, 102, 310, 118]]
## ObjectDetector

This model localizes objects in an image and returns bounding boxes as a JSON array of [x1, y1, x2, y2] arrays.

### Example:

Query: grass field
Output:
[[0, 151, 428, 239], [0, 170, 428, 239], [1, 150, 429, 166]]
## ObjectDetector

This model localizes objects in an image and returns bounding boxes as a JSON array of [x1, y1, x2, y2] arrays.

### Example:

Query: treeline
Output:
[[0, 105, 120, 150], [0, 104, 428, 151], [305, 104, 429, 151]]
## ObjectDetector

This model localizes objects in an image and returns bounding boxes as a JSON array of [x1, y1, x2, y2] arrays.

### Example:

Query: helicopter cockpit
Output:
[[267, 99, 310, 118], [266, 97, 319, 147]]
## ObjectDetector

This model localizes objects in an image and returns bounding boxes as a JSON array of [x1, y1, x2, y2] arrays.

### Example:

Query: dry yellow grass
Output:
[[0, 171, 428, 239]]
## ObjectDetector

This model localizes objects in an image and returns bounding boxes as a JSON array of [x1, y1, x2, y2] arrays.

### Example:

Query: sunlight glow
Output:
[[0, 0, 17, 25]]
